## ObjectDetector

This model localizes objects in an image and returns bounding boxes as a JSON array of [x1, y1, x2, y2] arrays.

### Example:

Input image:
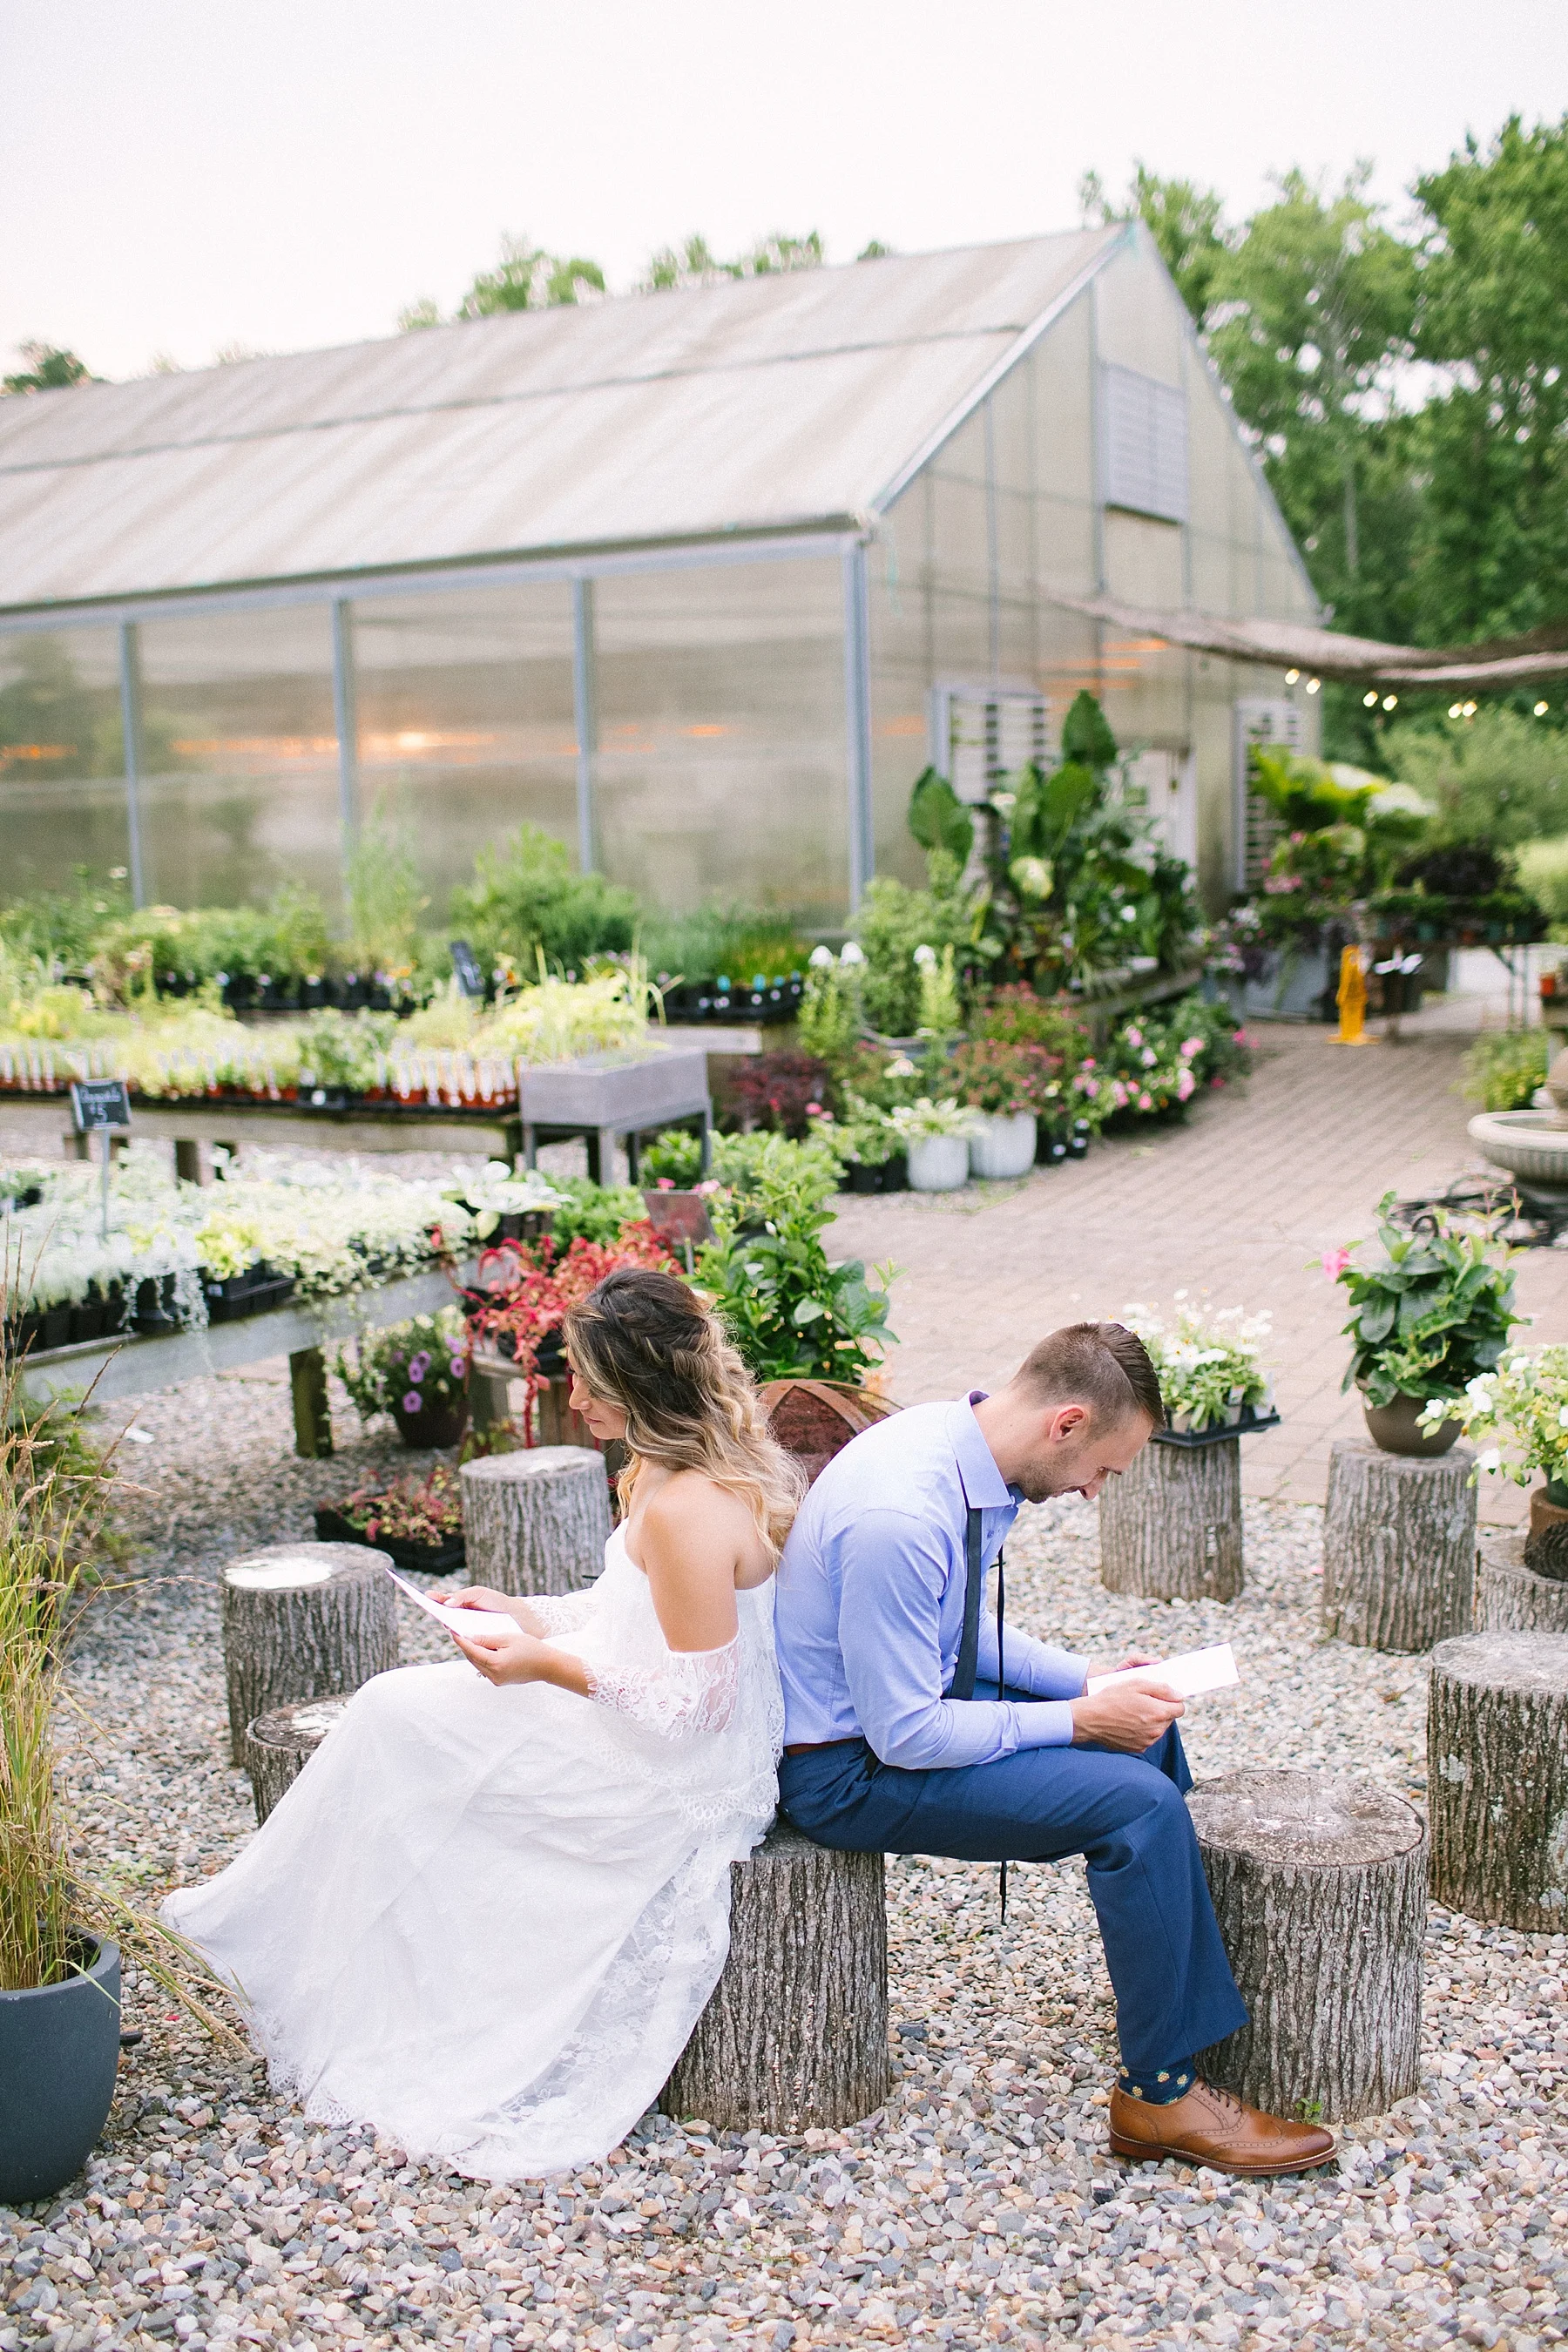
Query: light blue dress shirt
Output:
[[774, 1395, 1089, 1769]]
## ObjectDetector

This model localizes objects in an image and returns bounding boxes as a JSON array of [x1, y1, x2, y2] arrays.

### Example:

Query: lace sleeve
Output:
[[528, 1590, 600, 1637], [585, 1639, 740, 1740]]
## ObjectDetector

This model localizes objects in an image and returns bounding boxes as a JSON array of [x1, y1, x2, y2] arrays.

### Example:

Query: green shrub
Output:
[[640, 905, 808, 985], [547, 1177, 649, 1249], [1385, 710, 1568, 848], [1461, 1027, 1549, 1112], [639, 1129, 706, 1186], [853, 852, 973, 1036], [1516, 834, 1568, 921], [449, 826, 639, 977], [696, 1133, 894, 1382]]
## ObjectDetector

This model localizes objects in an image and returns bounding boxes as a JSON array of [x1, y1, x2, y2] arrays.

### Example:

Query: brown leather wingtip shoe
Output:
[[1109, 2081, 1337, 2177]]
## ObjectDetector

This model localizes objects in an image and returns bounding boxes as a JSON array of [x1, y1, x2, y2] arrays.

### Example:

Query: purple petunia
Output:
[[449, 1358, 466, 1381], [401, 1390, 422, 1415], [407, 1351, 431, 1383]]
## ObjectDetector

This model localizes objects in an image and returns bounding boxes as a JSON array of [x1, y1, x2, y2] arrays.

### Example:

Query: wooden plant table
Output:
[[16, 1265, 464, 1458]]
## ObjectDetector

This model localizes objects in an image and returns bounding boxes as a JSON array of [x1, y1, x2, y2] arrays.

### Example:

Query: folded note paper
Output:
[[385, 1566, 519, 1643], [1085, 1643, 1240, 1700]]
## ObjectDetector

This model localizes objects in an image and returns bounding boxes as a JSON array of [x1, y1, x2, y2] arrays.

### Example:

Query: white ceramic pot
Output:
[[968, 1111, 1037, 1180], [907, 1134, 971, 1193]]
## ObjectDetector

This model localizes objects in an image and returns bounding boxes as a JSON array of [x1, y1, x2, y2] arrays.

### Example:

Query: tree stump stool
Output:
[[664, 1821, 890, 2132], [1189, 1769, 1426, 2122], [1322, 1437, 1477, 1652], [760, 1379, 899, 1489], [459, 1446, 613, 1596], [244, 1695, 355, 1826], [1099, 1434, 1242, 1601], [1476, 1533, 1568, 1635], [1428, 1632, 1568, 1930], [221, 1543, 398, 1765]]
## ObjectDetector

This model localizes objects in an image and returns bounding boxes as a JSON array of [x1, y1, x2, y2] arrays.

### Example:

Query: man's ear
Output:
[[1050, 1402, 1090, 1442]]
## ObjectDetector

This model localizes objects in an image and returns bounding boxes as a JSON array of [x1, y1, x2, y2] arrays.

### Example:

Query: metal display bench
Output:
[[16, 1267, 464, 1459]]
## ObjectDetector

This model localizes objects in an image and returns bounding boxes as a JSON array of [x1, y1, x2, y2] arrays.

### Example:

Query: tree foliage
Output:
[[3, 343, 97, 395]]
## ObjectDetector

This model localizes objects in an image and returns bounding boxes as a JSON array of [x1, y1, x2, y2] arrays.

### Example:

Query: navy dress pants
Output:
[[778, 1683, 1247, 2078]]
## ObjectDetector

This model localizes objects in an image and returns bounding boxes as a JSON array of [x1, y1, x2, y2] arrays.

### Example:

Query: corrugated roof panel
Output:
[[0, 230, 1118, 611]]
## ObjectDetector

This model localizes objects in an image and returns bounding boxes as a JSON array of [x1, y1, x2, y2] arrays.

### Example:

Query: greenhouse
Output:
[[0, 222, 1324, 926]]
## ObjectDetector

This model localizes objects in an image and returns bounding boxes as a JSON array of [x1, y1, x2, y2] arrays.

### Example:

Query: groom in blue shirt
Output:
[[774, 1321, 1335, 2177]]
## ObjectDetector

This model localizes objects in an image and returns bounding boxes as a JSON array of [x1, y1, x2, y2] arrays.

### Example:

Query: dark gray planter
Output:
[[0, 1935, 120, 2205]]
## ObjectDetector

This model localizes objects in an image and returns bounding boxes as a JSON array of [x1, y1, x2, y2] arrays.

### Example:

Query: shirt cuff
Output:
[[1011, 1699, 1078, 1749], [1024, 1646, 1088, 1700]]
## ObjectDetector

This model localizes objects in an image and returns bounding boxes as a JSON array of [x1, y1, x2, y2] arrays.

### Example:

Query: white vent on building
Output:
[[1234, 698, 1304, 890], [929, 686, 1051, 804], [1099, 364, 1189, 524]]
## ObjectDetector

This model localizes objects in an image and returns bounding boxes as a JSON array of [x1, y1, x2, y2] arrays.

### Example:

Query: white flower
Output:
[[839, 942, 866, 967], [913, 943, 937, 969], [1478, 1446, 1503, 1472], [808, 944, 835, 969]]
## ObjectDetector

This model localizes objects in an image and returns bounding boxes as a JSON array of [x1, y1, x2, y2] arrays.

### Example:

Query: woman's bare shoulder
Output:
[[639, 1470, 753, 1549]]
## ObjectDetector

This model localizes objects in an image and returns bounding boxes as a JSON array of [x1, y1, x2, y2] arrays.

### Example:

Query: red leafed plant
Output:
[[470, 1223, 678, 1385]]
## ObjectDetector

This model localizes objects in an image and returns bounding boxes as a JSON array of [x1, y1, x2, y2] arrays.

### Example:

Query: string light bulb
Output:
[[1536, 701, 1551, 718], [1448, 703, 1463, 719], [1463, 701, 1478, 719], [1285, 668, 1301, 685], [1362, 690, 1378, 707], [1382, 695, 1398, 712], [1306, 678, 1321, 695]]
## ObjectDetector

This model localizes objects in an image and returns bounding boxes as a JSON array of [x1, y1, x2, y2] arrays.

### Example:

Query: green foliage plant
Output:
[[796, 952, 861, 1072], [1459, 1027, 1549, 1112], [946, 1038, 1063, 1117], [1387, 711, 1568, 850], [1325, 1193, 1519, 1409], [639, 1129, 706, 1186], [853, 852, 974, 1036], [695, 1134, 895, 1383], [1516, 835, 1568, 922], [344, 808, 428, 977], [547, 1179, 650, 1250], [449, 826, 639, 979], [640, 905, 808, 987], [907, 768, 976, 867]]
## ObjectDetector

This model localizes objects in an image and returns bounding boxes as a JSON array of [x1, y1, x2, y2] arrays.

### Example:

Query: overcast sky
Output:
[[6, 0, 1566, 383]]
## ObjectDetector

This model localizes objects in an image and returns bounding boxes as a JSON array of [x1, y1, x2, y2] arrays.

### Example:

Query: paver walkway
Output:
[[830, 1019, 1568, 1525]]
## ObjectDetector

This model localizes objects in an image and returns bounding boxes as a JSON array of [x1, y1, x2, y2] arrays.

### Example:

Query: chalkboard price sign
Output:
[[449, 939, 486, 1001], [70, 1078, 132, 1133]]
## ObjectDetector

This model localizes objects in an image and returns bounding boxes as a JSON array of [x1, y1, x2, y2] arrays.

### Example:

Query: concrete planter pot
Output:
[[0, 1935, 120, 2206], [517, 1048, 711, 1182], [968, 1112, 1037, 1180], [907, 1135, 970, 1193], [1362, 1391, 1461, 1457]]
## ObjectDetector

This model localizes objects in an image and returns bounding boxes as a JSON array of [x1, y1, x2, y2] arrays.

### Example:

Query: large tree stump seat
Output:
[[1322, 1437, 1477, 1653], [459, 1446, 613, 1596], [1099, 1434, 1243, 1601], [244, 1694, 355, 1825], [1428, 1632, 1568, 1930], [664, 1821, 890, 2132], [1189, 1769, 1426, 2122], [221, 1542, 398, 1765], [1475, 1533, 1568, 1635]]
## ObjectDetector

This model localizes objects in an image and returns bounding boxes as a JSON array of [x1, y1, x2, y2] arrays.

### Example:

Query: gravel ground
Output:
[[3, 1373, 1567, 2352]]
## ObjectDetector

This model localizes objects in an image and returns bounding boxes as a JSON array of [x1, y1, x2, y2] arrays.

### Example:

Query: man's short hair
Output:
[[1012, 1321, 1166, 1429]]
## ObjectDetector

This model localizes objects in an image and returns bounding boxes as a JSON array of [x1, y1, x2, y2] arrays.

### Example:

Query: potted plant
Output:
[[1423, 1346, 1568, 1578], [947, 1037, 1062, 1179], [333, 1306, 474, 1449], [1324, 1194, 1519, 1456], [314, 1463, 467, 1574], [888, 1098, 983, 1193], [694, 1135, 896, 1383], [834, 1098, 909, 1193], [1122, 1297, 1274, 1435]]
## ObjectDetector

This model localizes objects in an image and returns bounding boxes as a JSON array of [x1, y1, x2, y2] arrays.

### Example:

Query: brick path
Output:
[[829, 1021, 1568, 1526]]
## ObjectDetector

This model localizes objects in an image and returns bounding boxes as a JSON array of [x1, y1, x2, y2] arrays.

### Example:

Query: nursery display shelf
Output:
[[3, 1093, 526, 1164], [1152, 1408, 1281, 1451], [15, 1265, 466, 1414]]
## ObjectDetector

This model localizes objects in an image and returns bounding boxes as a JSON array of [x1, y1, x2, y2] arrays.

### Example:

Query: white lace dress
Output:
[[162, 1528, 782, 2179]]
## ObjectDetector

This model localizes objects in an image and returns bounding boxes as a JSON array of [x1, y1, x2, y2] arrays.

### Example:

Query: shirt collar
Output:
[[950, 1392, 1017, 1511]]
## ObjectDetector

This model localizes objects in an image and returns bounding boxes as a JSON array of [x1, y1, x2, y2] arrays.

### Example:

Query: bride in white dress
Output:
[[164, 1267, 804, 2179]]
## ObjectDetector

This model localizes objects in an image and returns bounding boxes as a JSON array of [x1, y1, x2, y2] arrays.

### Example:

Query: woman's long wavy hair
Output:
[[564, 1267, 804, 1556]]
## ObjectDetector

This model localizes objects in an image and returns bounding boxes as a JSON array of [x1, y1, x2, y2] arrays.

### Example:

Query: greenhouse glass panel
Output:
[[1092, 239, 1184, 387], [591, 555, 848, 925], [136, 604, 338, 907], [351, 579, 578, 910], [1029, 301, 1096, 594], [0, 626, 129, 893]]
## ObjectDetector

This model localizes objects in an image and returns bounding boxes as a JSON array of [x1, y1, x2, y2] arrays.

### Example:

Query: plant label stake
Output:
[[69, 1078, 132, 1240], [449, 939, 486, 1001]]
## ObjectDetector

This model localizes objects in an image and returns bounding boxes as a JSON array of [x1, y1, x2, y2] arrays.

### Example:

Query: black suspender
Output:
[[951, 1504, 1010, 1923]]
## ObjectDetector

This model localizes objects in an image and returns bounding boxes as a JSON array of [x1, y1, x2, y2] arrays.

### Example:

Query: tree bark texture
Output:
[[1098, 1436, 1243, 1602], [1189, 1769, 1426, 2123], [459, 1446, 613, 1596], [243, 1694, 355, 1826], [1321, 1437, 1477, 1653], [663, 1821, 890, 2133], [287, 1346, 333, 1459], [1476, 1534, 1568, 1636], [221, 1542, 398, 1764], [1427, 1632, 1568, 1930]]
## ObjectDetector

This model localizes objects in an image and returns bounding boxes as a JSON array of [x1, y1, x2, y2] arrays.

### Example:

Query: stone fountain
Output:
[[1469, 1042, 1568, 1205]]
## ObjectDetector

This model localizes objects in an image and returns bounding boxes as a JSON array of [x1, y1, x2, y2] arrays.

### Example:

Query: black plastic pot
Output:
[[848, 1157, 909, 1194], [132, 1278, 176, 1335], [39, 1304, 71, 1351], [0, 1935, 120, 2206], [68, 1298, 105, 1344], [314, 1504, 467, 1576]]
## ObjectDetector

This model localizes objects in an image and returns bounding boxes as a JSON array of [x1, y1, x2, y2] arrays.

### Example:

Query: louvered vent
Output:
[[1099, 364, 1189, 524], [1234, 698, 1304, 890], [929, 686, 1051, 804]]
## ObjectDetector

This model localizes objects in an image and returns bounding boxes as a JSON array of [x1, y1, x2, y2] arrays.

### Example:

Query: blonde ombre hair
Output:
[[564, 1267, 805, 1555]]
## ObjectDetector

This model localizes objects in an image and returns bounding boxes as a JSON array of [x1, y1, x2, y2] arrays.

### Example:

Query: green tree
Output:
[[641, 229, 823, 291], [1079, 165, 1229, 325], [1410, 114, 1568, 643], [458, 233, 606, 316], [3, 343, 97, 395], [1207, 168, 1418, 631]]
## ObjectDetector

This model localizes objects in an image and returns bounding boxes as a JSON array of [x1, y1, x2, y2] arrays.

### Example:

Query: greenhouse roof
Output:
[[0, 228, 1121, 617]]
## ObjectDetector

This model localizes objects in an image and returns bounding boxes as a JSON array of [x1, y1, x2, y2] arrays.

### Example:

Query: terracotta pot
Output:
[[1524, 1484, 1568, 1582], [1362, 1392, 1460, 1457]]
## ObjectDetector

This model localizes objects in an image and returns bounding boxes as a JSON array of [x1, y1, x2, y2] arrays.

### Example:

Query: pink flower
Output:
[[1177, 1070, 1196, 1101], [656, 1177, 675, 1191], [1321, 1247, 1352, 1281], [1138, 1092, 1153, 1112], [1180, 1037, 1203, 1058], [696, 1179, 720, 1196], [1125, 1026, 1143, 1048], [805, 1101, 823, 1116], [401, 1390, 423, 1414]]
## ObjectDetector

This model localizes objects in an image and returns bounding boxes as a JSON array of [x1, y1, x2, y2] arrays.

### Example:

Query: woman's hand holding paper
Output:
[[444, 1586, 545, 1636]]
